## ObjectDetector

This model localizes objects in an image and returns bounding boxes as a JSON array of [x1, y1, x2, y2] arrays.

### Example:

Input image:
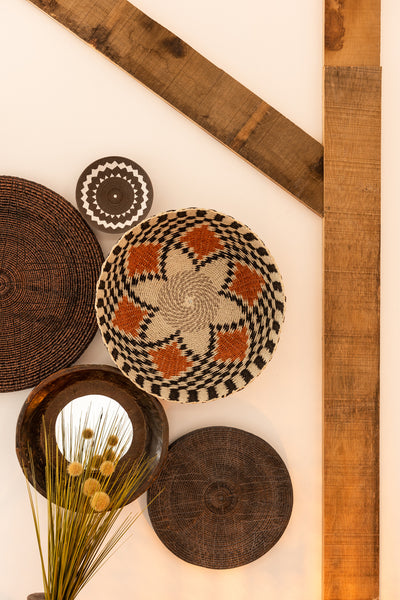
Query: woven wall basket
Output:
[[147, 426, 293, 569], [0, 176, 103, 392], [96, 208, 285, 403], [76, 156, 153, 233]]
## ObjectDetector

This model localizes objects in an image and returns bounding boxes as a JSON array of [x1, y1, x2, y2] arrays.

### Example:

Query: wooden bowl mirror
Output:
[[16, 365, 169, 506]]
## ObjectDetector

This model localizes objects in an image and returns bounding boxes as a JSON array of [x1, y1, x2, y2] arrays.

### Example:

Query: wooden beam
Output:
[[325, 0, 381, 65], [26, 0, 324, 215], [323, 65, 380, 600], [324, 2, 380, 596]]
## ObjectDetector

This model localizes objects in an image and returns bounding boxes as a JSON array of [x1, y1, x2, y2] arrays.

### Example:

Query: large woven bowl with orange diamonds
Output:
[[96, 208, 285, 403]]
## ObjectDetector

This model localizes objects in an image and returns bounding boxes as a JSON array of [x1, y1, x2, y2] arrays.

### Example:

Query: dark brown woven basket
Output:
[[147, 426, 293, 569], [0, 176, 104, 392]]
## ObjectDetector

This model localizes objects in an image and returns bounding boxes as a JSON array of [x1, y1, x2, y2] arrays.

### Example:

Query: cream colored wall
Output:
[[381, 1, 400, 598], [0, 0, 394, 599]]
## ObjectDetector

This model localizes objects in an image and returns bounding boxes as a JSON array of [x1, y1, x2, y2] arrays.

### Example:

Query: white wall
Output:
[[381, 1, 400, 598], [1, 0, 393, 598]]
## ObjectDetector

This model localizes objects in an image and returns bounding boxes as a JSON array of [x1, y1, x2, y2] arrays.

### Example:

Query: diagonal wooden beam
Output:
[[26, 0, 324, 215], [323, 1, 380, 598]]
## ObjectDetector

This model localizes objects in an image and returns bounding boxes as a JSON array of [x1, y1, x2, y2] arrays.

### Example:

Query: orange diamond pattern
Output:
[[127, 243, 161, 276], [180, 224, 224, 259], [214, 328, 248, 363], [229, 262, 265, 306], [150, 342, 193, 379], [112, 296, 147, 336]]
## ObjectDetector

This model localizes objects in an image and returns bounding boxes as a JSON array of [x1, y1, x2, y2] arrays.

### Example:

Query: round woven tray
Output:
[[147, 426, 293, 569], [0, 176, 103, 393], [96, 208, 285, 403], [76, 156, 153, 233], [16, 365, 169, 506]]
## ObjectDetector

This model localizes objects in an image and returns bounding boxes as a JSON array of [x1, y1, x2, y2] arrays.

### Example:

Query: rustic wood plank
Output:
[[325, 0, 381, 66], [323, 65, 380, 600], [25, 0, 324, 215]]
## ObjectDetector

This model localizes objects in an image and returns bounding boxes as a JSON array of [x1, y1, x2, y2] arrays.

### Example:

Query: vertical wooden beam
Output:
[[325, 0, 380, 66], [324, 2, 381, 599]]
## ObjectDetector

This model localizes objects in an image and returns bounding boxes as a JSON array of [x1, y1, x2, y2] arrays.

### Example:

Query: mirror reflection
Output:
[[55, 394, 134, 463]]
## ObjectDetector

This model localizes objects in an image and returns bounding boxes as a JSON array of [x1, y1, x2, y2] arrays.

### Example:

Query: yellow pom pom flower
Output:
[[67, 462, 83, 477], [82, 428, 94, 440], [90, 491, 110, 512], [99, 461, 115, 477], [107, 435, 119, 447], [83, 478, 101, 497]]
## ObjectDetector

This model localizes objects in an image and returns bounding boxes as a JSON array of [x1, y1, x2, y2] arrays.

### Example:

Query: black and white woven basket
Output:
[[96, 208, 285, 403]]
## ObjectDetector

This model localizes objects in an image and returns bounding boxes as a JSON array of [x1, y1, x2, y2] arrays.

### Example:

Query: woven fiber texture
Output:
[[96, 208, 285, 403], [76, 156, 153, 233], [0, 176, 103, 392], [147, 426, 293, 569]]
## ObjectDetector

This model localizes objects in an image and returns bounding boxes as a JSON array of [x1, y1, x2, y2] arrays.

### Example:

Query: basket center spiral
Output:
[[204, 481, 238, 515], [157, 270, 220, 333], [0, 268, 17, 301], [96, 177, 134, 215]]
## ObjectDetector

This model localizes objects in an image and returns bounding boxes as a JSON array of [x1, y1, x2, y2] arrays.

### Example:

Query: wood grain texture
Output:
[[325, 0, 380, 65], [323, 66, 380, 600], [25, 0, 324, 215]]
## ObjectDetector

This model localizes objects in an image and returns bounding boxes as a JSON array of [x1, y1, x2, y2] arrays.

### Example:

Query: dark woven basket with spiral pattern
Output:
[[0, 176, 103, 392]]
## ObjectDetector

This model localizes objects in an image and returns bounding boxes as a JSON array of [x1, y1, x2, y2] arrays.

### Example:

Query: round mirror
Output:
[[55, 394, 134, 463]]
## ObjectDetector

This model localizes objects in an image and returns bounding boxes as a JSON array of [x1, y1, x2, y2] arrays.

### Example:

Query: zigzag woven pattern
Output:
[[76, 156, 153, 232], [96, 208, 285, 403]]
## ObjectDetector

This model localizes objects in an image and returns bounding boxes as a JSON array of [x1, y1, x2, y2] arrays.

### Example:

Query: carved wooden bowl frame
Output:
[[16, 364, 169, 505]]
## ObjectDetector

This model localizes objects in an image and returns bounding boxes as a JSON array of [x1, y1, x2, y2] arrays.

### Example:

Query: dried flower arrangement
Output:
[[23, 407, 154, 600]]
